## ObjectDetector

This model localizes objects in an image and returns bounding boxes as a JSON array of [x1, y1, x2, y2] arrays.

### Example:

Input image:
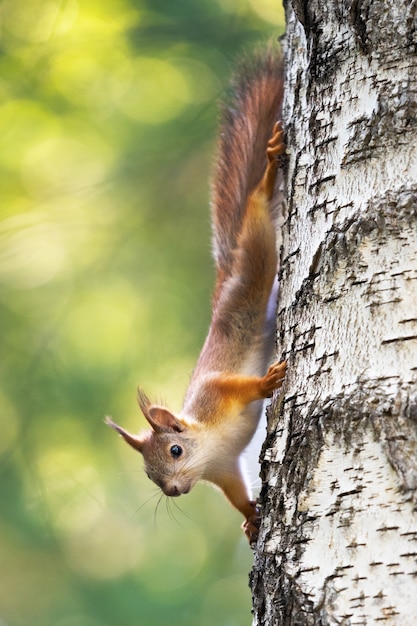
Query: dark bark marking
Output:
[[349, 0, 370, 53], [381, 334, 417, 345]]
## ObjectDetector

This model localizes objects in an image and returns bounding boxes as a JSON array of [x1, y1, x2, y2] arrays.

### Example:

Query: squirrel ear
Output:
[[137, 387, 184, 433], [147, 406, 185, 433], [105, 416, 146, 454]]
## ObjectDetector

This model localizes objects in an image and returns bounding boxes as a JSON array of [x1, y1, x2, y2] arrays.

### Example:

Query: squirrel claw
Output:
[[242, 502, 261, 545]]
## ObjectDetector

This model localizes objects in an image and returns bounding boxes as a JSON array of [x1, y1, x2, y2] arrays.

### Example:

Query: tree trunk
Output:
[[251, 1, 417, 624]]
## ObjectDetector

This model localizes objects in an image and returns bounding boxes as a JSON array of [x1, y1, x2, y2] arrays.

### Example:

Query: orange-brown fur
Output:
[[106, 49, 286, 544]]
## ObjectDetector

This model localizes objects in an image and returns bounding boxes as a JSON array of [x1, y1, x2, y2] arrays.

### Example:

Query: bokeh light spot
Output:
[[119, 57, 191, 124], [248, 0, 285, 25]]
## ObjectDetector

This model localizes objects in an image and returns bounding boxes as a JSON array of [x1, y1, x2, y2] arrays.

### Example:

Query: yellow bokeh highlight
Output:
[[34, 443, 106, 535], [248, 0, 285, 25], [62, 281, 144, 367], [1, 0, 79, 42], [0, 211, 66, 288], [22, 131, 115, 197], [119, 57, 191, 124], [63, 511, 143, 579], [31, 413, 106, 536], [0, 100, 60, 170], [48, 48, 133, 113]]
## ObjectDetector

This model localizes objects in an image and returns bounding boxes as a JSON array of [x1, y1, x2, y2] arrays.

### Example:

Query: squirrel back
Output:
[[107, 48, 286, 544]]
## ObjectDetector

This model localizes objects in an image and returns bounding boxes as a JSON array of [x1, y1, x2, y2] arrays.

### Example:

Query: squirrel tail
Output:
[[210, 46, 284, 286]]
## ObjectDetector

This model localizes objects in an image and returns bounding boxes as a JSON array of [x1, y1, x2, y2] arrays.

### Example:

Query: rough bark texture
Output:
[[251, 1, 417, 624]]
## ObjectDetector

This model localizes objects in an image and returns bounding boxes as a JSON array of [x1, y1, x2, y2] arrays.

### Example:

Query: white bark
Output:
[[251, 1, 417, 623]]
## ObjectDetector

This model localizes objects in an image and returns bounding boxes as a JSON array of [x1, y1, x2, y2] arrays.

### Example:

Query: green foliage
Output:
[[0, 0, 284, 624]]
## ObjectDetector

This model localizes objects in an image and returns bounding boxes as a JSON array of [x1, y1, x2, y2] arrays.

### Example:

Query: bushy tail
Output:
[[210, 46, 284, 284]]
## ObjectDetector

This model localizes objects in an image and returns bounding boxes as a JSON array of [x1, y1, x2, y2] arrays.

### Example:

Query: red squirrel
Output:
[[106, 49, 286, 544]]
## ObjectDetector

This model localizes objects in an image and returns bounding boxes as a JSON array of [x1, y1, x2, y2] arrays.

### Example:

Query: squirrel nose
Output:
[[164, 484, 181, 497], [163, 482, 191, 497]]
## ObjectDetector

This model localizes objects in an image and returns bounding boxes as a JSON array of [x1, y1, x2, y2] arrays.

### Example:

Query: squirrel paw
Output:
[[260, 360, 287, 398], [266, 121, 286, 165], [242, 501, 260, 546], [262, 121, 286, 198]]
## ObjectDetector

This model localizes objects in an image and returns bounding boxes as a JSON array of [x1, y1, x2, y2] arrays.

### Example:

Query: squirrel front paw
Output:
[[242, 501, 260, 545], [260, 360, 287, 398]]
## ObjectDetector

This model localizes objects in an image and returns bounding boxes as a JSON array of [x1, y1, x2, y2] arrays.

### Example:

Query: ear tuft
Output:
[[137, 387, 151, 416], [137, 387, 184, 433], [105, 416, 146, 454]]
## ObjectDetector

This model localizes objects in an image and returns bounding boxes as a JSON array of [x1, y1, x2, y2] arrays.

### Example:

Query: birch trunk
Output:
[[251, 1, 417, 623]]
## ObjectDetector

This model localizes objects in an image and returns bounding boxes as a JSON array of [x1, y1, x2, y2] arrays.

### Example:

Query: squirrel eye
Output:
[[170, 444, 183, 459]]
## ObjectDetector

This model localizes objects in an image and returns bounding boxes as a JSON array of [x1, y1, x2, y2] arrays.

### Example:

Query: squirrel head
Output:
[[106, 389, 201, 497]]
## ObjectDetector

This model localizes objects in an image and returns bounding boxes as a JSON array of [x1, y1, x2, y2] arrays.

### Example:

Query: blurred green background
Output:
[[0, 1, 284, 624]]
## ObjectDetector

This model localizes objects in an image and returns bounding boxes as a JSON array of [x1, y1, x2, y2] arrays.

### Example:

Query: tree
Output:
[[251, 0, 417, 623]]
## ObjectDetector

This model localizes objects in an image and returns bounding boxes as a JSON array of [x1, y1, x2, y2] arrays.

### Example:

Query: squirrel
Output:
[[106, 48, 286, 544]]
